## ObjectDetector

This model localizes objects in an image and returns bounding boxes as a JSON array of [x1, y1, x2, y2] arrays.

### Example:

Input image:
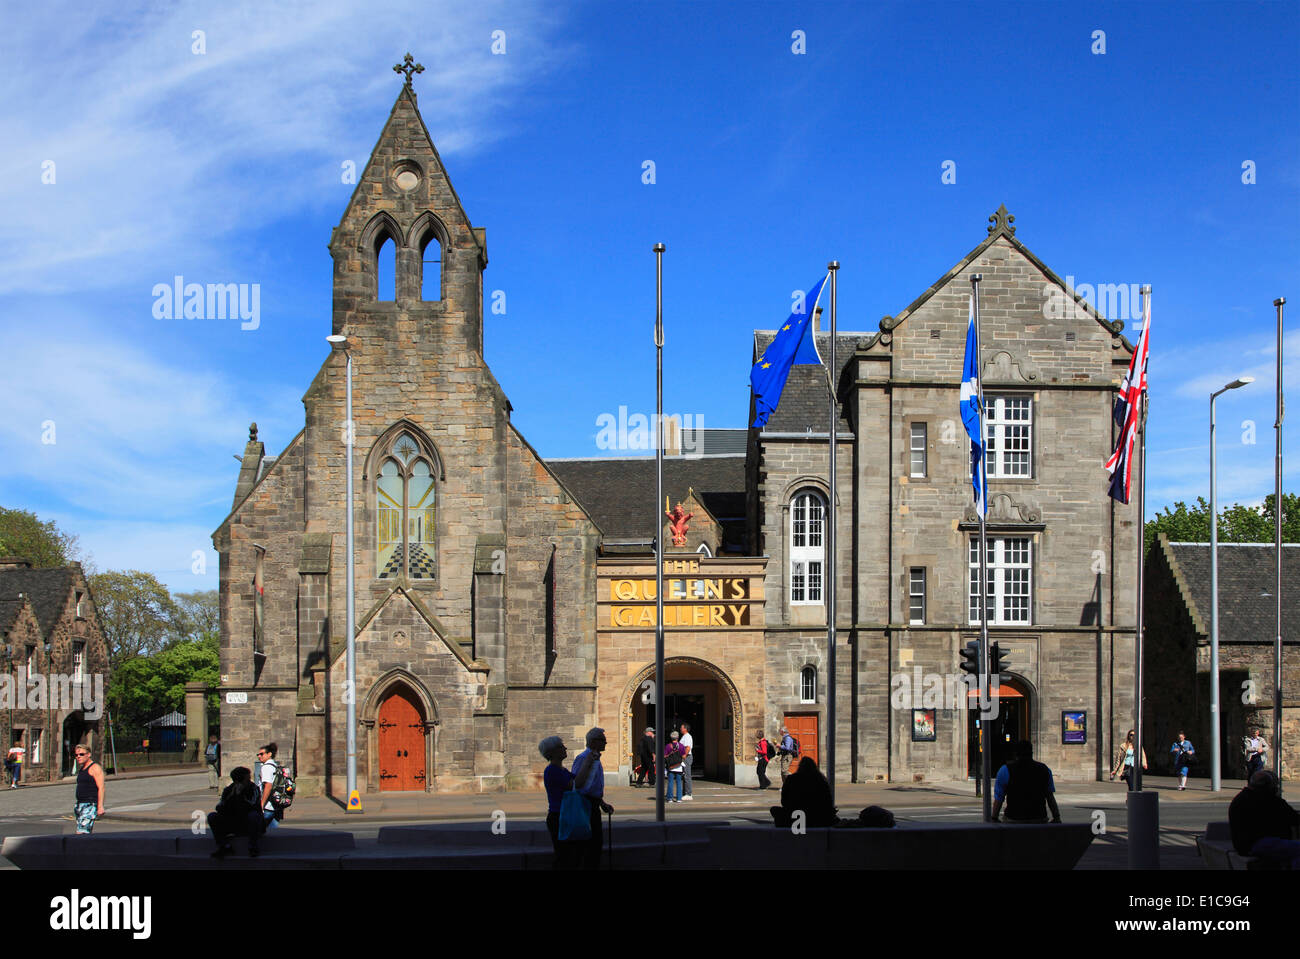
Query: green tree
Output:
[[89, 571, 183, 670], [108, 635, 219, 729], [0, 507, 81, 567], [173, 590, 219, 644], [1145, 492, 1299, 553]]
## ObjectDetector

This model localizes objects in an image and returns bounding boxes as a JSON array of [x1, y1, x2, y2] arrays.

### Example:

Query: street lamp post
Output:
[[1210, 375, 1254, 792], [327, 334, 360, 812]]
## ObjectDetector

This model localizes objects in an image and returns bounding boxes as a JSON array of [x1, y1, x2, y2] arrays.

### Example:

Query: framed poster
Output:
[[911, 708, 936, 742], [1062, 710, 1087, 745]]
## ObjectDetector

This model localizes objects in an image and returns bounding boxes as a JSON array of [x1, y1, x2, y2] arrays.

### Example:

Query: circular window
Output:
[[394, 169, 420, 191]]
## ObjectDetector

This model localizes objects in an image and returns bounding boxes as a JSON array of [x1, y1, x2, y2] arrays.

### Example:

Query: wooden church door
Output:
[[377, 687, 427, 790]]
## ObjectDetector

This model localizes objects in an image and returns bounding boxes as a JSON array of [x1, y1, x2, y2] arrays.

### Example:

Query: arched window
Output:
[[420, 233, 441, 301], [789, 489, 825, 605], [376, 236, 396, 301], [800, 666, 816, 704], [376, 431, 437, 579]]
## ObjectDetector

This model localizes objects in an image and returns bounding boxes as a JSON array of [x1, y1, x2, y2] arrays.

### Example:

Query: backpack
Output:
[[789, 736, 801, 758], [664, 744, 684, 770], [267, 760, 296, 811], [759, 739, 775, 761]]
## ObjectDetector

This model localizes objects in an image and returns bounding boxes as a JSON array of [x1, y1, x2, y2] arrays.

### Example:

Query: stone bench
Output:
[[703, 821, 1094, 870]]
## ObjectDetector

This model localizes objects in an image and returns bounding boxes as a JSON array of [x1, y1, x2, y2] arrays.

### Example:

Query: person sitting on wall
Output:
[[1228, 769, 1300, 870], [208, 767, 264, 859], [770, 756, 836, 828]]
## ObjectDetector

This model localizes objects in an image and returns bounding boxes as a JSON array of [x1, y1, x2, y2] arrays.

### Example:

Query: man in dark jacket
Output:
[[208, 767, 264, 858], [635, 727, 656, 786], [992, 740, 1062, 824], [1229, 770, 1300, 868]]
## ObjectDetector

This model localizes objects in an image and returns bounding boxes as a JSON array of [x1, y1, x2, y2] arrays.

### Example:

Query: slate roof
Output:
[[751, 331, 871, 433], [0, 566, 74, 636], [679, 429, 748, 456], [546, 455, 746, 541], [1158, 540, 1299, 644], [0, 598, 27, 639]]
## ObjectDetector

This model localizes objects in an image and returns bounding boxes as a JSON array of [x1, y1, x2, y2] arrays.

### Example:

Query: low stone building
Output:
[[1144, 535, 1297, 779], [0, 559, 110, 781]]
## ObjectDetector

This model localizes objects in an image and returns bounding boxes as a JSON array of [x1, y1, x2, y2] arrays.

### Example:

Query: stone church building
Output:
[[215, 73, 1140, 797]]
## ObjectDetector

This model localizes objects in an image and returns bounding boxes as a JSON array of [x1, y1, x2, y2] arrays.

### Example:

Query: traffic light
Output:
[[990, 641, 1011, 675], [959, 640, 980, 676]]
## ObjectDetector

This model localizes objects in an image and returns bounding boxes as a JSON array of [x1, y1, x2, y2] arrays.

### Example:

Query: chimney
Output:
[[664, 416, 681, 456], [0, 557, 33, 570], [813, 306, 823, 333]]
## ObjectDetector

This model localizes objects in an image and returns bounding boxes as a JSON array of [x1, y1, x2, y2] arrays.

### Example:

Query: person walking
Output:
[[539, 736, 577, 870], [1245, 727, 1268, 780], [663, 731, 686, 803], [1170, 731, 1195, 790], [679, 723, 694, 800], [778, 726, 796, 782], [255, 742, 284, 845], [205, 733, 222, 790], [72, 744, 105, 835], [755, 731, 774, 789], [6, 736, 24, 788], [570, 727, 613, 869], [635, 727, 655, 787], [1109, 729, 1146, 787]]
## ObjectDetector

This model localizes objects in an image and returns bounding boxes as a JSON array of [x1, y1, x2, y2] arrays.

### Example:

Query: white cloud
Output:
[[0, 0, 572, 294], [0, 316, 301, 519]]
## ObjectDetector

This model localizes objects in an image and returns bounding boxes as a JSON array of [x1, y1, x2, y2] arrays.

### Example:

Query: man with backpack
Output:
[[778, 726, 800, 782], [255, 742, 295, 839], [755, 731, 775, 789]]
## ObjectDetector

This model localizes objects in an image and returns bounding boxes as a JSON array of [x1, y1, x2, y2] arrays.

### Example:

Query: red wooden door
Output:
[[783, 714, 819, 774], [378, 689, 426, 790]]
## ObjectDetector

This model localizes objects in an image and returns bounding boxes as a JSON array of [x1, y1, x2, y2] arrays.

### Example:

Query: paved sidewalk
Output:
[[102, 773, 1240, 827]]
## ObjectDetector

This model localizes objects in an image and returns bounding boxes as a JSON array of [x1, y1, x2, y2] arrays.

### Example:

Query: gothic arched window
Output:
[[376, 431, 437, 579]]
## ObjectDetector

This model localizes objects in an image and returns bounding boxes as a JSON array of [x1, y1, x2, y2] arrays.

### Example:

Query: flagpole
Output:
[[827, 260, 839, 806], [1273, 296, 1285, 790], [972, 273, 991, 821], [1133, 286, 1149, 792], [653, 242, 666, 823]]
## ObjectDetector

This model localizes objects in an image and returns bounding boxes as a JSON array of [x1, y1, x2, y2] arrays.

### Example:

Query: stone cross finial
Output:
[[987, 204, 1016, 236], [393, 53, 424, 87]]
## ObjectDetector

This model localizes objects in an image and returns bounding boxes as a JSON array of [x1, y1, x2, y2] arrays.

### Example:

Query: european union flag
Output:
[[750, 274, 829, 428], [960, 294, 987, 516]]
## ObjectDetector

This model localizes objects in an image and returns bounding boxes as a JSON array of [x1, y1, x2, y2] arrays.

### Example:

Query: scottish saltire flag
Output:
[[750, 274, 830, 428], [1105, 294, 1151, 503], [960, 295, 987, 515]]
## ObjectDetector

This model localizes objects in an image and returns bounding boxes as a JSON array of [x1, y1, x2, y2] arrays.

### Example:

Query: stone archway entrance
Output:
[[622, 657, 743, 785], [362, 670, 438, 793], [966, 673, 1035, 778]]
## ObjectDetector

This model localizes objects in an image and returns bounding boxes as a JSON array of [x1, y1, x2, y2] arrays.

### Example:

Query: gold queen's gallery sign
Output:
[[606, 559, 754, 629]]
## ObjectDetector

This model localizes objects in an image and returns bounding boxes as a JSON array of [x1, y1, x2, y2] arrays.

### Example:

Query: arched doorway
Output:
[[966, 674, 1033, 777], [622, 657, 742, 785], [62, 713, 86, 778], [376, 686, 428, 791]]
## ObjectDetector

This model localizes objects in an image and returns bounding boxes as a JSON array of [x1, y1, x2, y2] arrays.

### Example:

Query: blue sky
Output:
[[1, 0, 1296, 592]]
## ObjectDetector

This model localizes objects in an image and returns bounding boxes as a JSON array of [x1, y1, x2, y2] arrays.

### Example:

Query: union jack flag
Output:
[[1105, 292, 1150, 503]]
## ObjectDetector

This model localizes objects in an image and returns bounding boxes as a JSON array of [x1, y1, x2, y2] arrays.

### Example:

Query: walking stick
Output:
[[606, 809, 613, 870]]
